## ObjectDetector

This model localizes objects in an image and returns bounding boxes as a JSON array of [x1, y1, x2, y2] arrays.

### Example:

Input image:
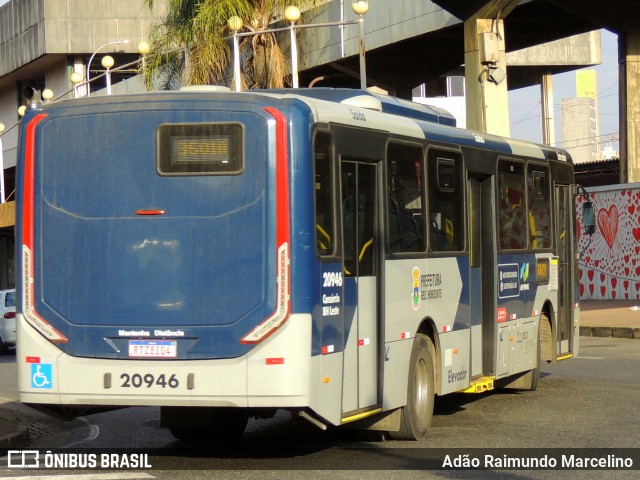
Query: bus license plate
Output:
[[128, 340, 177, 358]]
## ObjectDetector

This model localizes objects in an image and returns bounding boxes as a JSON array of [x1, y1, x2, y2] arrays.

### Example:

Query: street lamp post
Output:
[[228, 16, 244, 92], [86, 40, 129, 96], [0, 122, 4, 203], [352, 1, 369, 91], [284, 6, 301, 89], [229, 2, 369, 91]]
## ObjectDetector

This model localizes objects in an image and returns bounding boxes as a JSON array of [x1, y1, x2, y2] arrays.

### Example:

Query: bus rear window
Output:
[[157, 123, 244, 175]]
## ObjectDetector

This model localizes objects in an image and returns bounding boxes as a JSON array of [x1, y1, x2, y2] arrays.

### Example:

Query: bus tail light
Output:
[[4, 311, 16, 319], [21, 113, 68, 344], [241, 107, 291, 345]]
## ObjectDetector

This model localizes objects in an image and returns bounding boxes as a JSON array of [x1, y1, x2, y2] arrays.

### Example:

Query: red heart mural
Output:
[[590, 284, 595, 295], [597, 205, 619, 249], [633, 228, 640, 242], [587, 270, 594, 281]]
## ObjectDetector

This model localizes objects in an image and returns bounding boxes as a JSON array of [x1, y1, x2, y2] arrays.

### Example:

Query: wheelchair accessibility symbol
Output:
[[31, 364, 53, 389]]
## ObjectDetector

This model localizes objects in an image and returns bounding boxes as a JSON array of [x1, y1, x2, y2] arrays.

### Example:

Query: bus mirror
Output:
[[582, 200, 595, 235]]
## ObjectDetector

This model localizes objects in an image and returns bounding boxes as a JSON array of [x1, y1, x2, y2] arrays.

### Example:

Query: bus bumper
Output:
[[17, 313, 313, 409]]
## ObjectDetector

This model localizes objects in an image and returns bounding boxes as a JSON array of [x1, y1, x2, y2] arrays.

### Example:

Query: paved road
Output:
[[2, 337, 640, 479]]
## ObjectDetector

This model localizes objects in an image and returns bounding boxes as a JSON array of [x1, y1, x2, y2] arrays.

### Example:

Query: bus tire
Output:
[[163, 407, 249, 443], [389, 333, 435, 440]]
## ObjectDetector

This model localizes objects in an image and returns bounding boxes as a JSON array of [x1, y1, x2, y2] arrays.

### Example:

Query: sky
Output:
[[508, 29, 619, 150]]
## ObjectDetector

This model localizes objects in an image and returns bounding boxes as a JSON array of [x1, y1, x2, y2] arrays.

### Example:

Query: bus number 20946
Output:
[[119, 373, 180, 389], [323, 271, 343, 288]]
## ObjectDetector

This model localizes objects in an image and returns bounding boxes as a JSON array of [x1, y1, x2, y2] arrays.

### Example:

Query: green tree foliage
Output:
[[143, 0, 311, 90]]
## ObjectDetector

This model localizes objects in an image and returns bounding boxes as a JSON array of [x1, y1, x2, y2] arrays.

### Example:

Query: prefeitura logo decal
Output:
[[412, 267, 421, 310]]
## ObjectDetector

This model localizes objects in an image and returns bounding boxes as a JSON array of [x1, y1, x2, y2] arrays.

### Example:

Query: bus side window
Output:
[[497, 160, 526, 250], [387, 143, 425, 254], [427, 151, 464, 252], [314, 133, 335, 256]]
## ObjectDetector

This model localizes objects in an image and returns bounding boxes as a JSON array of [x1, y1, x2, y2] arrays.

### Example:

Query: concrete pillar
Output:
[[541, 73, 555, 146], [464, 17, 510, 136], [619, 31, 640, 183]]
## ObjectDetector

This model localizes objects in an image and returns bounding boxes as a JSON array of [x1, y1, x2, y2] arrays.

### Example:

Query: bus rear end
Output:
[[16, 92, 307, 438]]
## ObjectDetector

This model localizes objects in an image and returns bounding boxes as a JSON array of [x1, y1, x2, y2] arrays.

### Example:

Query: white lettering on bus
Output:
[[322, 294, 341, 304]]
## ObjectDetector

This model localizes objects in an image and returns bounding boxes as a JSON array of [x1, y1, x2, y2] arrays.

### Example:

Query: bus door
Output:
[[340, 159, 380, 416], [555, 185, 573, 356], [468, 174, 497, 378]]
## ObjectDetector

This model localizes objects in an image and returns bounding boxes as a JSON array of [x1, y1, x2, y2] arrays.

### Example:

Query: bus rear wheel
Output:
[[162, 406, 249, 443], [389, 333, 435, 440]]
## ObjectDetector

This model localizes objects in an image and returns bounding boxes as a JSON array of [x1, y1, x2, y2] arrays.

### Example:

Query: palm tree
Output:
[[143, 0, 312, 90]]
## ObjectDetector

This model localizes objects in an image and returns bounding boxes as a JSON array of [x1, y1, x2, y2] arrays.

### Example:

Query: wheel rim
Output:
[[414, 356, 429, 425]]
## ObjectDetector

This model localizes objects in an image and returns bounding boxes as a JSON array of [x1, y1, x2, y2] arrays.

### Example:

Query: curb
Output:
[[580, 326, 640, 339], [0, 423, 29, 449]]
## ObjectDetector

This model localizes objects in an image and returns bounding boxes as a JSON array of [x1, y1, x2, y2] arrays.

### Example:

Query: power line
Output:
[[510, 100, 541, 127]]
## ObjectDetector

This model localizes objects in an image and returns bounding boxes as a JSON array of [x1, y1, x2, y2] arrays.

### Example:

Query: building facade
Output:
[[560, 70, 601, 164]]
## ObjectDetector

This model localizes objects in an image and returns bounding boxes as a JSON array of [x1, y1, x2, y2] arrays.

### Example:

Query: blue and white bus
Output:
[[16, 87, 584, 441]]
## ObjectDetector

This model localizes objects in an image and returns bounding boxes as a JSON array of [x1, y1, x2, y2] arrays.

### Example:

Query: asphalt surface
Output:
[[1, 299, 639, 448]]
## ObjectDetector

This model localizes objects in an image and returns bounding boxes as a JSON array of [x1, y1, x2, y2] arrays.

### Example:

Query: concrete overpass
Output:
[[296, 0, 637, 182], [0, 0, 638, 181]]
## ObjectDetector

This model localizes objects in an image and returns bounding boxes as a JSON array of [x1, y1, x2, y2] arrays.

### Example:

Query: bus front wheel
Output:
[[162, 406, 249, 443], [389, 333, 435, 440]]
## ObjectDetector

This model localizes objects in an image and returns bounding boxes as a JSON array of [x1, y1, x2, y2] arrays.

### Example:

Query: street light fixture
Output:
[[70, 71, 83, 98], [86, 40, 129, 96], [101, 55, 115, 95]]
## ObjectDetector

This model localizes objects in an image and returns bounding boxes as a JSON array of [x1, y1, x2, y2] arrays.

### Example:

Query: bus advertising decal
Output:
[[498, 264, 520, 299]]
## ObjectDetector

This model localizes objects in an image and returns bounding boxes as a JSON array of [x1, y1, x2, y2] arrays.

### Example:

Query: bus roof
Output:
[[259, 88, 457, 126], [26, 86, 572, 164]]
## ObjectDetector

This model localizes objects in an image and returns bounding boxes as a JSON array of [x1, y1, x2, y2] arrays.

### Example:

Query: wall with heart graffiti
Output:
[[576, 184, 640, 300]]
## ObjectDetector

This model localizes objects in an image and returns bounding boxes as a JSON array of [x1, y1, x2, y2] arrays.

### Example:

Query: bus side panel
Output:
[[383, 257, 469, 401], [382, 258, 426, 410], [437, 331, 471, 395], [495, 252, 555, 378], [309, 352, 344, 425]]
